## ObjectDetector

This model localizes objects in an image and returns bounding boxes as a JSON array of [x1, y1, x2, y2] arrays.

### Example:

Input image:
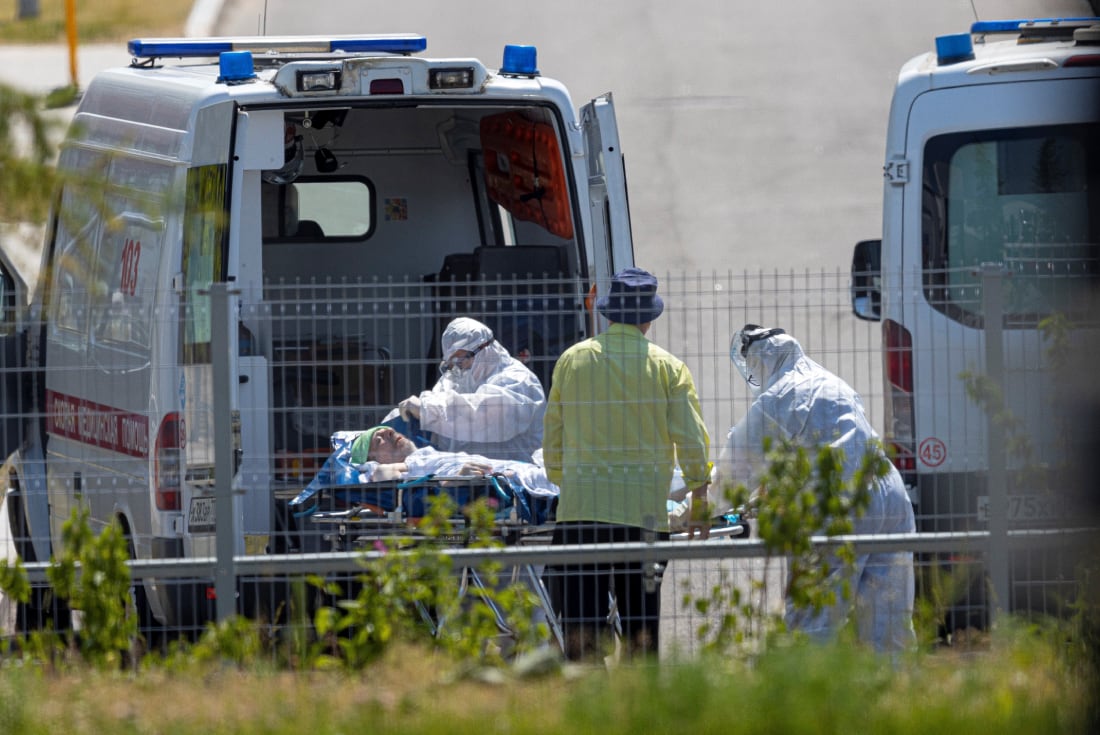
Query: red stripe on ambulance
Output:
[[45, 389, 150, 458]]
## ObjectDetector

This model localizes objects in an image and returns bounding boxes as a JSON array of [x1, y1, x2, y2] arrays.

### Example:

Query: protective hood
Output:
[[439, 317, 510, 392], [441, 317, 494, 362], [730, 325, 802, 396]]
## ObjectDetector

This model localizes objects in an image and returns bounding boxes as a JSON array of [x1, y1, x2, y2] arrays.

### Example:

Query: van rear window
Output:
[[922, 124, 1100, 328]]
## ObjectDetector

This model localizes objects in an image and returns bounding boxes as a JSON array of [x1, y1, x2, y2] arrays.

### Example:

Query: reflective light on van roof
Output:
[[127, 34, 428, 59], [298, 69, 341, 92], [429, 67, 475, 89]]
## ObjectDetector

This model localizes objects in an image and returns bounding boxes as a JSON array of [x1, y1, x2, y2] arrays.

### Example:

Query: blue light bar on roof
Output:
[[128, 34, 427, 59], [970, 18, 1098, 34]]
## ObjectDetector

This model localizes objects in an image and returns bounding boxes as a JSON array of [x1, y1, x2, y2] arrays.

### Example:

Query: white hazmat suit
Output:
[[717, 325, 916, 653], [400, 317, 546, 462]]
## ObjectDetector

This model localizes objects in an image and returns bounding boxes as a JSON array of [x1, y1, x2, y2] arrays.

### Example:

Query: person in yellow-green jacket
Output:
[[542, 267, 712, 661]]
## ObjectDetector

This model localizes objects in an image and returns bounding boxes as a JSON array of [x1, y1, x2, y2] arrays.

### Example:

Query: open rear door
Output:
[[0, 246, 28, 460], [581, 93, 634, 294]]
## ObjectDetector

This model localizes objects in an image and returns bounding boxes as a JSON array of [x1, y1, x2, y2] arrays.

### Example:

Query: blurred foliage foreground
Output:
[[0, 82, 57, 224]]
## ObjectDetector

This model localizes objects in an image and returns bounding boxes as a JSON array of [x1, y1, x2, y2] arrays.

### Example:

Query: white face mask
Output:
[[439, 340, 491, 380]]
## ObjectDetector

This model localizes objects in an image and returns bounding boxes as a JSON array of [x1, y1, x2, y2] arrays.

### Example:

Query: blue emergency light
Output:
[[128, 34, 428, 59], [501, 44, 539, 76], [218, 51, 256, 83], [970, 18, 1098, 34], [935, 33, 974, 65]]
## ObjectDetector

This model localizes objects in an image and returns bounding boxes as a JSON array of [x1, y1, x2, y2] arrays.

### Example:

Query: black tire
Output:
[[123, 524, 166, 654], [5, 481, 70, 635]]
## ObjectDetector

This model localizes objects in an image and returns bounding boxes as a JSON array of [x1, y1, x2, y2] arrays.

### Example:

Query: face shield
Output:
[[438, 339, 492, 379], [730, 324, 785, 394]]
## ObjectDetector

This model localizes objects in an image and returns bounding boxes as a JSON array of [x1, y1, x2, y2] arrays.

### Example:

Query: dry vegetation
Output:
[[0, 0, 190, 43]]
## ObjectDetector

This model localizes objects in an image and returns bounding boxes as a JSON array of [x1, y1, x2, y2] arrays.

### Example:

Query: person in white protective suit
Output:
[[717, 324, 916, 654], [392, 317, 546, 462]]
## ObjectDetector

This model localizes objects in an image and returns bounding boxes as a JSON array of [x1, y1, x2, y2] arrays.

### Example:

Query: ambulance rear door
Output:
[[581, 93, 634, 291], [0, 245, 27, 460]]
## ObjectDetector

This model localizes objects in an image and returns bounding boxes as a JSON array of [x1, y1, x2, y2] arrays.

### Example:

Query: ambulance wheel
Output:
[[123, 523, 165, 653], [5, 478, 70, 635]]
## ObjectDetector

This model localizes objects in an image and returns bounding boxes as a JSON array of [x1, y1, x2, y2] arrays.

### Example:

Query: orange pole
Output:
[[65, 0, 78, 88]]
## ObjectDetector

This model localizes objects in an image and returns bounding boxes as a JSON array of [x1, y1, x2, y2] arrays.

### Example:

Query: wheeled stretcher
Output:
[[296, 472, 563, 653], [288, 430, 752, 655]]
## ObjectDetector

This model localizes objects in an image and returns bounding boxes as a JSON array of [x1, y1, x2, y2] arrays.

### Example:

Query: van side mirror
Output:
[[850, 239, 881, 321]]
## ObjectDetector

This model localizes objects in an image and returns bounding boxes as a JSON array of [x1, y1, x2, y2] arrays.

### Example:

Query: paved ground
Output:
[[0, 0, 222, 96]]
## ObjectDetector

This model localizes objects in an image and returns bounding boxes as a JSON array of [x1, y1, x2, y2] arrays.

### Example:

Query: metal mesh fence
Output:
[[1, 267, 1096, 658]]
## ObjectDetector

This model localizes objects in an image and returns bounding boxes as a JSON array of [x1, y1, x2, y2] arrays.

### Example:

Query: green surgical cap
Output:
[[349, 425, 389, 465]]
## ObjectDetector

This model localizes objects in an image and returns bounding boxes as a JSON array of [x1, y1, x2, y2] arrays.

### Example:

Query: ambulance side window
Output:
[[48, 149, 107, 352], [922, 123, 1099, 326], [89, 157, 171, 360], [182, 164, 230, 364]]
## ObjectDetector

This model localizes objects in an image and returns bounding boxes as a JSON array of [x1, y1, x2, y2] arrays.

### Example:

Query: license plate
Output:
[[977, 494, 1064, 522], [188, 496, 216, 534]]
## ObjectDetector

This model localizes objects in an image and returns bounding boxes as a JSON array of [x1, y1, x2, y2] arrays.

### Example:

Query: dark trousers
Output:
[[544, 521, 668, 660]]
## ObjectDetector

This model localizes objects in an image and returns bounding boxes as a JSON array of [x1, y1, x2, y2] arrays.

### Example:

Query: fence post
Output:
[[210, 283, 239, 623], [978, 263, 1010, 625]]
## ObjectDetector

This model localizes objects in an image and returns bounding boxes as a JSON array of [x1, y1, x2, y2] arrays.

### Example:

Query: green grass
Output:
[[0, 0, 189, 43], [1, 629, 1094, 735]]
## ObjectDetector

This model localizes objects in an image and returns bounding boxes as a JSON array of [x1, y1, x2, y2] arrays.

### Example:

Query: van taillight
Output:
[[155, 413, 182, 511], [883, 319, 915, 472], [369, 78, 404, 94], [1064, 55, 1100, 67]]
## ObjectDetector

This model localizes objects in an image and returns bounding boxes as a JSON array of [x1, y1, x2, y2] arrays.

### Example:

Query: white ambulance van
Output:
[[1, 34, 634, 631], [850, 18, 1100, 627]]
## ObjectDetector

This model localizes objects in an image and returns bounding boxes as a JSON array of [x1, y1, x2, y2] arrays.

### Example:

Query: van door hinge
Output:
[[883, 156, 910, 185]]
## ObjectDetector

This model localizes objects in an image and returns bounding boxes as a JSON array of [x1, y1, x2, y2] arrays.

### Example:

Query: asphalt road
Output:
[[219, 0, 1091, 275]]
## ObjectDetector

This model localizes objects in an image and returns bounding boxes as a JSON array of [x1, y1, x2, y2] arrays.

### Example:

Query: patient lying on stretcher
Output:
[[289, 425, 715, 532], [287, 424, 560, 518], [350, 425, 559, 500]]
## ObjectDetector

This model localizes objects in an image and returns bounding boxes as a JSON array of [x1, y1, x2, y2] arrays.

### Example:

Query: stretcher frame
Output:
[[301, 473, 565, 652], [298, 474, 752, 658]]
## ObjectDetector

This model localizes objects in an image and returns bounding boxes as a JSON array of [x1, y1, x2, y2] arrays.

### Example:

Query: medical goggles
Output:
[[735, 325, 786, 358], [439, 340, 492, 373]]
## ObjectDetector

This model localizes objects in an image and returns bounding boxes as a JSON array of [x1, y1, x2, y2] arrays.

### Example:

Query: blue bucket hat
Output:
[[596, 267, 665, 325]]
